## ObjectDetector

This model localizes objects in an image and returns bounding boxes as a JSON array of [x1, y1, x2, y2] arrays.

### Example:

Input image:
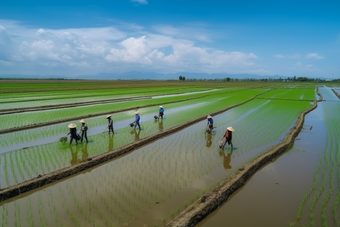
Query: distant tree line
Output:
[[178, 75, 186, 81], [178, 75, 338, 82]]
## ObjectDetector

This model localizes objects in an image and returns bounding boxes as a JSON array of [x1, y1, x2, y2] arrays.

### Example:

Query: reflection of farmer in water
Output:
[[81, 142, 88, 160], [69, 145, 78, 166], [219, 150, 232, 170], [108, 134, 114, 151], [205, 133, 212, 148], [158, 119, 164, 132], [134, 129, 141, 141]]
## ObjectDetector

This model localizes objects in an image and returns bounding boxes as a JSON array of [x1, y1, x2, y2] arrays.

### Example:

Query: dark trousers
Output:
[[81, 131, 88, 142], [134, 121, 141, 130], [108, 125, 114, 134], [70, 136, 78, 144], [223, 139, 233, 148]]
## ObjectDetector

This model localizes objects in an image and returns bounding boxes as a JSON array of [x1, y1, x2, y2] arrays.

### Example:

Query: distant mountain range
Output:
[[0, 71, 287, 80]]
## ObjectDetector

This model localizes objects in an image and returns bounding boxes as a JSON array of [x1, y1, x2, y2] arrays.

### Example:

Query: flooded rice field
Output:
[[196, 86, 340, 227], [0, 97, 313, 227], [1, 83, 339, 227]]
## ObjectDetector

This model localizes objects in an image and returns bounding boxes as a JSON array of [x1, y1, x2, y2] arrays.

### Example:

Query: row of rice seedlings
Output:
[[0, 89, 267, 188], [1, 95, 310, 191], [274, 88, 315, 100], [291, 101, 340, 227], [0, 88, 231, 131], [0, 84, 200, 103], [0, 86, 210, 110], [0, 94, 313, 226], [0, 87, 266, 150]]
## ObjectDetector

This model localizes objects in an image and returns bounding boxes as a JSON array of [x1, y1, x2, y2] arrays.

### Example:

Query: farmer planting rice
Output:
[[79, 119, 88, 143], [134, 111, 141, 130], [67, 123, 79, 145], [106, 115, 114, 134], [159, 105, 164, 119], [220, 126, 235, 149], [207, 115, 213, 133]]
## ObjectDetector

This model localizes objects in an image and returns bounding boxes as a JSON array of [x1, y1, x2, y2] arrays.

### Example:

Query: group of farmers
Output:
[[206, 115, 234, 149], [66, 106, 165, 145], [66, 105, 234, 150]]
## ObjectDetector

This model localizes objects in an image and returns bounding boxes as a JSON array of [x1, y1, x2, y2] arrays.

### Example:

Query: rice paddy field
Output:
[[0, 79, 339, 227]]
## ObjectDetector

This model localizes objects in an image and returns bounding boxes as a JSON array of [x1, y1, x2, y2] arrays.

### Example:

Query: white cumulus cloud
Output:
[[0, 19, 260, 76], [132, 0, 148, 4], [306, 53, 324, 59]]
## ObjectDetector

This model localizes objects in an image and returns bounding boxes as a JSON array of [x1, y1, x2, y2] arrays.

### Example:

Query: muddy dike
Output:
[[331, 89, 340, 100], [165, 93, 323, 227], [0, 92, 266, 202]]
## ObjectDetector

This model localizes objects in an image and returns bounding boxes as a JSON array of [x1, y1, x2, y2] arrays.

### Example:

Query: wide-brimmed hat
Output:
[[106, 115, 111, 119], [79, 119, 85, 123], [227, 126, 235, 132], [135, 111, 139, 114], [207, 115, 212, 119], [68, 123, 77, 128], [160, 106, 163, 108]]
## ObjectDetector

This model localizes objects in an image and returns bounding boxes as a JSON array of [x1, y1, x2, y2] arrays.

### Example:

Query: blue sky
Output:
[[0, 0, 339, 78]]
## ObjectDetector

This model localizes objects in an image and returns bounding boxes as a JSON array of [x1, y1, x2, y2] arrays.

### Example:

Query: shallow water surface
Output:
[[196, 101, 340, 227]]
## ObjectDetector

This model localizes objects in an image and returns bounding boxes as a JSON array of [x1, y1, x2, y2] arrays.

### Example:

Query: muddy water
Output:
[[196, 92, 340, 227], [0, 99, 313, 227]]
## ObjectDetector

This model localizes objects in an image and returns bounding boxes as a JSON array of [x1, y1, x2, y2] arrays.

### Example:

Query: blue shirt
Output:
[[135, 114, 140, 122], [208, 118, 213, 124], [159, 108, 164, 113]]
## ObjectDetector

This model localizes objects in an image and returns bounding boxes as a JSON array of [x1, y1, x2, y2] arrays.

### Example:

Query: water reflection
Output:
[[158, 119, 164, 132], [130, 129, 141, 141], [108, 134, 114, 151], [205, 133, 212, 148], [81, 142, 88, 160], [219, 150, 232, 170], [69, 145, 78, 166]]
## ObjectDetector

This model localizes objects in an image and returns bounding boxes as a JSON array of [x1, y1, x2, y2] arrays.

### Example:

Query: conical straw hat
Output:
[[79, 119, 85, 123], [106, 115, 111, 119], [135, 111, 139, 114], [227, 126, 235, 132], [68, 123, 77, 128], [207, 115, 212, 119]]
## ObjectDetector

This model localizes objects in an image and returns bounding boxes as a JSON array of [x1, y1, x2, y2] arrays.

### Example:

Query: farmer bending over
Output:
[[207, 115, 213, 133], [159, 106, 164, 119], [67, 123, 78, 145], [220, 126, 235, 149]]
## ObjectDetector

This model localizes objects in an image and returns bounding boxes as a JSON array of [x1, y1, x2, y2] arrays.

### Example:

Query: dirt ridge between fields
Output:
[[165, 87, 323, 227], [331, 89, 340, 100]]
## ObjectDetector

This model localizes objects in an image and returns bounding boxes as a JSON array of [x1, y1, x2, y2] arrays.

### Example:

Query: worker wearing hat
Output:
[[220, 126, 235, 149], [207, 115, 213, 134], [106, 115, 114, 134], [134, 111, 141, 130], [79, 119, 88, 143], [67, 123, 79, 145], [159, 106, 164, 119]]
